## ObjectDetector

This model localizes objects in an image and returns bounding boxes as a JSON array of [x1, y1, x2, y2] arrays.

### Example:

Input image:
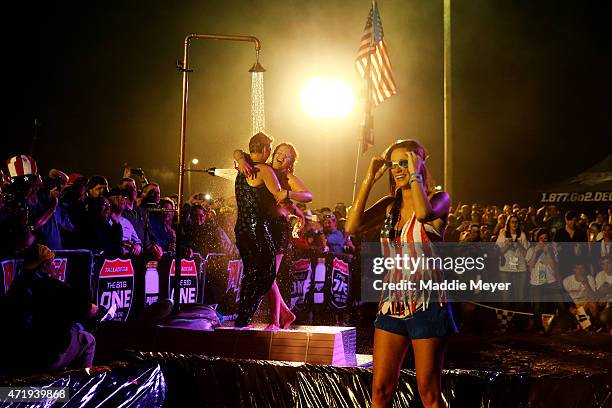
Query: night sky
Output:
[[3, 0, 611, 208]]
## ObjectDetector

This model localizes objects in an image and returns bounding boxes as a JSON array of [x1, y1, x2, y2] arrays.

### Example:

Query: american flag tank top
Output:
[[378, 210, 447, 318]]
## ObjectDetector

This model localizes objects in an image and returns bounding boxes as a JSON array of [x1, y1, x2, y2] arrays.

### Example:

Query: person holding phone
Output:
[[496, 214, 529, 305]]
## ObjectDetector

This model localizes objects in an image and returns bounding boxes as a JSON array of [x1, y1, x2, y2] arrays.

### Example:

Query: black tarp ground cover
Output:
[[1, 349, 611, 407]]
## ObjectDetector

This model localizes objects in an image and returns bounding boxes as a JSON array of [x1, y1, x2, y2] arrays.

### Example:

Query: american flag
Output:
[[355, 0, 397, 106]]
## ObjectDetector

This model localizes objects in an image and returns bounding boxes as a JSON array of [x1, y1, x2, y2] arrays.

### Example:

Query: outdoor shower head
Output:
[[249, 61, 266, 73]]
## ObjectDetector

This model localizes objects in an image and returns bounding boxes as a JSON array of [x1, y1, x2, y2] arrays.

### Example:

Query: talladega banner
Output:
[[330, 257, 350, 309], [1, 250, 93, 299], [288, 258, 312, 311], [97, 258, 135, 322], [169, 259, 198, 304], [0, 259, 22, 297], [1, 258, 66, 294], [144, 260, 160, 306]]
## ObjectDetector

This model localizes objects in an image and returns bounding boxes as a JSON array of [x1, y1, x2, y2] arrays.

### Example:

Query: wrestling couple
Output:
[[232, 132, 312, 330]]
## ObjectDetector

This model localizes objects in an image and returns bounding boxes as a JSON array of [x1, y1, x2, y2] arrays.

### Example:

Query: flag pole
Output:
[[352, 65, 372, 203], [352, 0, 376, 203], [352, 139, 362, 202], [443, 0, 453, 197]]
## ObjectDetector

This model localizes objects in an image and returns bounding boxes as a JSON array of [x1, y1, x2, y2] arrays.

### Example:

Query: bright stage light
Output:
[[301, 78, 355, 118], [191, 158, 199, 165], [204, 193, 212, 201]]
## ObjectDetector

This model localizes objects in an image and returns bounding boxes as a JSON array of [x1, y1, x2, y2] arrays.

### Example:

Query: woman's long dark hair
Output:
[[504, 214, 522, 240], [383, 140, 437, 240], [532, 227, 549, 242], [388, 190, 403, 241], [383, 139, 435, 196], [270, 142, 299, 174]]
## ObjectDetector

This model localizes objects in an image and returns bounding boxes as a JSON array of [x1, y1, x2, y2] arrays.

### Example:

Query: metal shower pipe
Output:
[[174, 33, 262, 311]]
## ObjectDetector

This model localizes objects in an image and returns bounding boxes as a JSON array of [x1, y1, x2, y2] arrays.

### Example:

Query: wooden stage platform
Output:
[[215, 324, 357, 365], [96, 323, 364, 367]]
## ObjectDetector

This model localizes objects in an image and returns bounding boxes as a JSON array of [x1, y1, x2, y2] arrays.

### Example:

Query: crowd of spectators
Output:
[[448, 202, 612, 332], [0, 155, 236, 375], [0, 159, 235, 262], [1, 154, 610, 376], [287, 202, 355, 255]]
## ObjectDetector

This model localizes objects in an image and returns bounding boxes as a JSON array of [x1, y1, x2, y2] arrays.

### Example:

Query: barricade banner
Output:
[[307, 253, 352, 312], [0, 259, 21, 296], [169, 259, 198, 305], [144, 260, 160, 306], [330, 257, 350, 309], [312, 257, 327, 305], [288, 258, 312, 312], [202, 252, 353, 319], [51, 257, 68, 281], [97, 258, 135, 321], [1, 250, 93, 299], [198, 256, 242, 316], [226, 259, 243, 303]]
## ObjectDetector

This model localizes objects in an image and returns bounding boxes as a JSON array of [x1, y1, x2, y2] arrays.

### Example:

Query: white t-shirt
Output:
[[562, 275, 596, 304], [526, 245, 558, 285], [496, 231, 529, 272], [595, 271, 612, 302]]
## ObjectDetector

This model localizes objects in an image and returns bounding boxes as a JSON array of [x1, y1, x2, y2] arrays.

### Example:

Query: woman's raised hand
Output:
[[407, 151, 423, 175], [236, 159, 258, 179], [366, 156, 387, 183]]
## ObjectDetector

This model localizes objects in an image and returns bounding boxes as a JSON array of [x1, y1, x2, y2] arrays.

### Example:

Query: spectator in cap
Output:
[[4, 156, 41, 214], [320, 207, 345, 253], [67, 173, 84, 186], [6, 156, 68, 251], [6, 155, 40, 184], [86, 175, 108, 199], [0, 244, 97, 374]]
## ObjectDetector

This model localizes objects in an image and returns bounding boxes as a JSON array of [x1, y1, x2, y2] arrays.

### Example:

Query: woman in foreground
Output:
[[346, 139, 456, 408]]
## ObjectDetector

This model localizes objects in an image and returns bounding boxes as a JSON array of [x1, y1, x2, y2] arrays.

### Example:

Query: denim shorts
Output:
[[374, 302, 457, 339]]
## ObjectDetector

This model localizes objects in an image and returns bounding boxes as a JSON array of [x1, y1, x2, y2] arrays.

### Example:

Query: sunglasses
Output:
[[385, 160, 409, 169], [323, 214, 336, 220]]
